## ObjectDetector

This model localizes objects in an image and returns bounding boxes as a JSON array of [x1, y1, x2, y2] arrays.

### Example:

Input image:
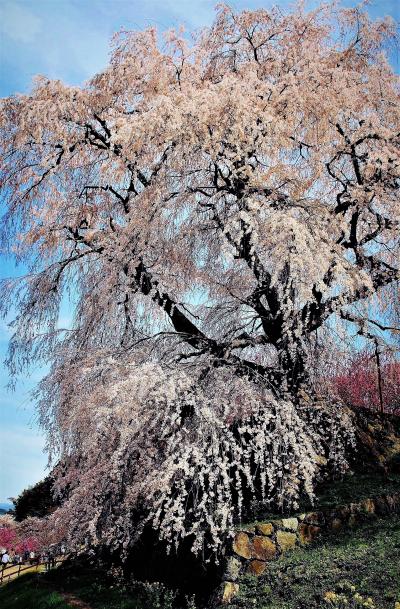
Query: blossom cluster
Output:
[[38, 361, 355, 557]]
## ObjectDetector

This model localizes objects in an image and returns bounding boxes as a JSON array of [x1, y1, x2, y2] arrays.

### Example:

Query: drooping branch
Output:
[[307, 256, 399, 333], [129, 258, 280, 386], [0, 1, 398, 400]]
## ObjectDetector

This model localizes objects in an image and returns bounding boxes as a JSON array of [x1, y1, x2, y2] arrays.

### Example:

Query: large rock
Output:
[[361, 498, 376, 514], [385, 493, 400, 512], [232, 532, 252, 559], [280, 517, 298, 531], [336, 506, 351, 521], [221, 582, 240, 604], [348, 514, 360, 527], [252, 536, 277, 560], [298, 523, 320, 545], [276, 530, 297, 553], [248, 560, 267, 576], [255, 522, 274, 536], [302, 511, 325, 525], [223, 556, 242, 582], [330, 518, 343, 530], [374, 496, 390, 515]]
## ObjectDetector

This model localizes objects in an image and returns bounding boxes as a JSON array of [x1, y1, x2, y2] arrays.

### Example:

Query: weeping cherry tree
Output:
[[0, 2, 399, 557]]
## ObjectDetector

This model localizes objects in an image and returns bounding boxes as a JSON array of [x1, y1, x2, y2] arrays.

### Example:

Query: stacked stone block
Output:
[[218, 492, 400, 605]]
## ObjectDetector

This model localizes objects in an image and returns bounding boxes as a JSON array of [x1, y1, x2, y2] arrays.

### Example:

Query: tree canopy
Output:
[[0, 2, 399, 557], [12, 476, 59, 522]]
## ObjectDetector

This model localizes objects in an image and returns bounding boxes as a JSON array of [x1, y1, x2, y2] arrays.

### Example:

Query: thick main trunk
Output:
[[277, 344, 309, 397]]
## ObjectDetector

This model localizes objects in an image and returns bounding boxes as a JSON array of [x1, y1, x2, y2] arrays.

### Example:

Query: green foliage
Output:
[[231, 515, 400, 609], [73, 578, 179, 609], [13, 476, 59, 522]]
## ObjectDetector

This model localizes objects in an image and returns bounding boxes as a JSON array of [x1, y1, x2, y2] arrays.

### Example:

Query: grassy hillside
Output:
[[246, 471, 400, 523], [231, 514, 400, 609], [1, 464, 399, 608], [1, 513, 399, 608]]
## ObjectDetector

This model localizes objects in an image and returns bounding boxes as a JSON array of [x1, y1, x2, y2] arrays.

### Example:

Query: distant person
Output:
[[42, 552, 50, 571], [1, 551, 10, 571], [60, 544, 66, 556], [29, 551, 35, 565], [49, 548, 56, 569]]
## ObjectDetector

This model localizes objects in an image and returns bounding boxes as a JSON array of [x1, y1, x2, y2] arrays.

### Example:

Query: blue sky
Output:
[[0, 0, 399, 503]]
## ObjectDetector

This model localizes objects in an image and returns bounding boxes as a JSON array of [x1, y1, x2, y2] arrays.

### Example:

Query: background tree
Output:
[[13, 476, 59, 522], [0, 2, 398, 557], [331, 348, 400, 415], [0, 514, 39, 555]]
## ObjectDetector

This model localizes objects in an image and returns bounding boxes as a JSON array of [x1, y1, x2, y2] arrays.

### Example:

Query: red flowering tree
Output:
[[14, 537, 39, 555], [333, 350, 400, 414], [0, 516, 40, 554], [0, 518, 17, 552]]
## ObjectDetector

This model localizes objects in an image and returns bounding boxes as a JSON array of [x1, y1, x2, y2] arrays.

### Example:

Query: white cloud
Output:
[[0, 2, 42, 44]]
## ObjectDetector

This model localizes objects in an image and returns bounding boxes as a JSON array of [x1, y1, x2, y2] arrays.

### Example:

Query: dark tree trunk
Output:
[[277, 342, 309, 397]]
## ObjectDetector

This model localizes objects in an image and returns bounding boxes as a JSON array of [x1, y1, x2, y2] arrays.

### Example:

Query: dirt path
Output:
[[0, 563, 46, 584], [60, 592, 95, 609]]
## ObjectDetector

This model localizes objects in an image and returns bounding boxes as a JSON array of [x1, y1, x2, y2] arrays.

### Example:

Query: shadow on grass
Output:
[[40, 561, 188, 609], [1, 566, 184, 609], [0, 572, 71, 609]]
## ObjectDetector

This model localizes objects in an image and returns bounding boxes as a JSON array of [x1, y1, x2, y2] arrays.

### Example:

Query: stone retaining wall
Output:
[[218, 492, 400, 605]]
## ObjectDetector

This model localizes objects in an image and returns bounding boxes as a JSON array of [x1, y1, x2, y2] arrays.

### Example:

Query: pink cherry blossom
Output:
[[0, 2, 398, 557]]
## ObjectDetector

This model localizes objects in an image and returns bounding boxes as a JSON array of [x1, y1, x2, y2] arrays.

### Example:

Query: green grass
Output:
[[245, 471, 400, 523], [231, 514, 400, 609], [2, 471, 399, 609], [3, 513, 399, 609], [310, 472, 400, 511], [0, 564, 186, 609], [45, 563, 182, 608], [0, 573, 71, 609]]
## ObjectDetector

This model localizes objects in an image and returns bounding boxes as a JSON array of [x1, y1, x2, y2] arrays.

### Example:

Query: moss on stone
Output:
[[230, 514, 400, 609], [232, 532, 252, 559], [276, 531, 297, 553], [252, 537, 277, 561]]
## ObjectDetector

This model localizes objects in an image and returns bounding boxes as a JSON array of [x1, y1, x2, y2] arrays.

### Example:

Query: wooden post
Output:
[[374, 340, 384, 416]]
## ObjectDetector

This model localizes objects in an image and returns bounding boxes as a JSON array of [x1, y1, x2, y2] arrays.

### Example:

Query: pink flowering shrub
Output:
[[14, 537, 39, 554], [332, 352, 400, 415], [0, 518, 17, 551], [0, 515, 40, 554]]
